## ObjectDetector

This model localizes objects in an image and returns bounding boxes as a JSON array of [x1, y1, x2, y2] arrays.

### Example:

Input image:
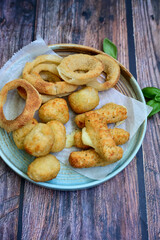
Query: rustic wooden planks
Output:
[[0, 0, 37, 239], [132, 0, 160, 239], [19, 0, 142, 239]]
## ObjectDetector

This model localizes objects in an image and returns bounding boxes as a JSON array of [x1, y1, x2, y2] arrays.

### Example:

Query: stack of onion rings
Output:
[[57, 54, 104, 85], [0, 79, 41, 132], [22, 55, 78, 95], [87, 54, 120, 91]]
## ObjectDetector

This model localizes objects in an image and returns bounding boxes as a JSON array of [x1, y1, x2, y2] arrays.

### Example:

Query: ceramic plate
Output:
[[0, 44, 147, 190]]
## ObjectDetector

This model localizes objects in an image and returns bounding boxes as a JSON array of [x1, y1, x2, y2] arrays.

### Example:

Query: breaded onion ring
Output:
[[87, 54, 120, 91], [0, 79, 41, 132], [17, 86, 72, 104], [22, 55, 78, 95], [57, 54, 104, 85]]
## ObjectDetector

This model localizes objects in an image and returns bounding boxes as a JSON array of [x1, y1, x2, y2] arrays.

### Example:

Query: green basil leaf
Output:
[[147, 99, 160, 117], [154, 93, 160, 102], [142, 87, 160, 99], [103, 38, 117, 59]]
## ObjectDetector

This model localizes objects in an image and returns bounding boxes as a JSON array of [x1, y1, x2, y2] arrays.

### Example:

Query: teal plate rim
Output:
[[0, 44, 147, 191]]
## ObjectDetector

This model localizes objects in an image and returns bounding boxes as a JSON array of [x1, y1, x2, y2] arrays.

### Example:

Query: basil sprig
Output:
[[142, 87, 160, 117], [103, 38, 117, 59]]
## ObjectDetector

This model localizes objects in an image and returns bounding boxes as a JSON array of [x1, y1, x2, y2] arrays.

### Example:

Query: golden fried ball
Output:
[[24, 123, 54, 157], [27, 154, 60, 182], [68, 87, 99, 113], [12, 119, 38, 149], [39, 98, 69, 124], [47, 120, 66, 152]]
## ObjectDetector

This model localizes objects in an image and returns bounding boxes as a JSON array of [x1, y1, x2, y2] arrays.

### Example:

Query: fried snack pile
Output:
[[0, 52, 130, 182]]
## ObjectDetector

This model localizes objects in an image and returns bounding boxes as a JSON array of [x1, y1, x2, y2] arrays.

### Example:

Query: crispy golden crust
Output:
[[85, 113, 123, 162], [27, 154, 60, 182], [68, 87, 99, 113], [69, 149, 110, 168], [57, 54, 104, 85], [12, 119, 38, 149], [24, 123, 54, 157], [109, 128, 130, 145], [74, 128, 129, 150], [75, 103, 127, 128], [0, 79, 41, 132], [39, 98, 69, 124], [47, 120, 66, 152], [87, 54, 120, 91], [74, 130, 90, 149], [22, 55, 78, 95]]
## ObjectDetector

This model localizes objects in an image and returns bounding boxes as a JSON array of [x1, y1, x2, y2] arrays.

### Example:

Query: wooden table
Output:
[[0, 0, 159, 239]]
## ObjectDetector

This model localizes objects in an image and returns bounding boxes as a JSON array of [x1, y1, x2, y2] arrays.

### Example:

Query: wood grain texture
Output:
[[0, 0, 36, 239], [20, 0, 142, 239], [132, 0, 160, 239]]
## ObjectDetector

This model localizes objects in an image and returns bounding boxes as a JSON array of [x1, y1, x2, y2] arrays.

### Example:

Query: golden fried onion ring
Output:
[[22, 55, 78, 95], [17, 86, 72, 104], [87, 54, 120, 91], [0, 79, 42, 132], [57, 54, 104, 85]]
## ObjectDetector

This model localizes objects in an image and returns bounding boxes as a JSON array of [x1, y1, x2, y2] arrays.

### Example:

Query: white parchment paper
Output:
[[0, 38, 152, 180]]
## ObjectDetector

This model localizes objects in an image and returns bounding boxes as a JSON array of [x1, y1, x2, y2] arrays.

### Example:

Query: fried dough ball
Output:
[[12, 119, 38, 149], [39, 98, 69, 124], [24, 123, 54, 157], [27, 154, 60, 182], [47, 120, 66, 152], [68, 87, 99, 113]]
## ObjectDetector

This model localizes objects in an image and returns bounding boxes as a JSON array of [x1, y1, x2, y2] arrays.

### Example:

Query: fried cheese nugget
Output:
[[75, 103, 127, 128], [12, 119, 38, 149], [39, 98, 69, 124], [24, 123, 54, 157], [68, 87, 99, 113], [85, 112, 123, 162], [27, 154, 60, 182], [74, 128, 130, 149], [47, 120, 66, 152], [69, 149, 110, 168]]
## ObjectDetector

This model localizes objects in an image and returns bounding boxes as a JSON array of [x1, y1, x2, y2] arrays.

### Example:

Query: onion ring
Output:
[[57, 54, 104, 85], [0, 79, 41, 132], [31, 63, 60, 79], [17, 86, 72, 104], [22, 55, 78, 95], [87, 54, 120, 91]]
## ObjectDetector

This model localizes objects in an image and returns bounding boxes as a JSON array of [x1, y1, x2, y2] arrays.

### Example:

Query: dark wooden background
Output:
[[0, 0, 159, 239]]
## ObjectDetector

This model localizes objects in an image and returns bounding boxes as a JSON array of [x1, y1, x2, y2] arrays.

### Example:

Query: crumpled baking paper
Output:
[[0, 37, 152, 180]]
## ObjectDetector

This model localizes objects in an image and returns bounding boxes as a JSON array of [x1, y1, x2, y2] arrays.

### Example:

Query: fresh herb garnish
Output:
[[103, 38, 117, 59], [142, 87, 160, 117]]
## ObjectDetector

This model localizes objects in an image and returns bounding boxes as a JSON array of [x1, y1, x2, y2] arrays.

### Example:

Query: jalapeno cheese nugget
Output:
[[69, 149, 110, 168], [47, 120, 66, 152], [75, 103, 127, 128], [24, 123, 54, 157], [39, 98, 69, 124], [12, 119, 38, 149], [27, 154, 60, 182], [68, 87, 99, 113], [84, 112, 123, 162], [74, 128, 130, 149]]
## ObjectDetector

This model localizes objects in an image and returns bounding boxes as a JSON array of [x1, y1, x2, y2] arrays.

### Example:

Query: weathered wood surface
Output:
[[0, 0, 159, 239], [132, 0, 160, 239], [0, 0, 36, 239]]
